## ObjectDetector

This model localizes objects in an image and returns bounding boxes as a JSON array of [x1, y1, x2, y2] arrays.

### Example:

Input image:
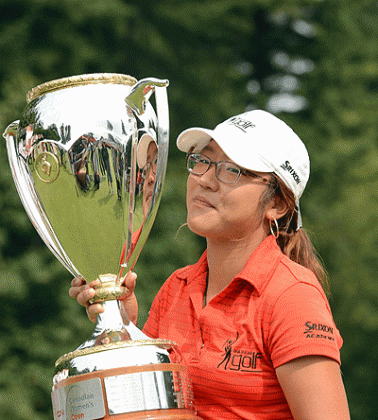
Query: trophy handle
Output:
[[154, 79, 170, 174], [125, 77, 169, 116], [119, 79, 169, 275], [3, 121, 80, 277], [125, 78, 169, 170], [125, 77, 169, 184]]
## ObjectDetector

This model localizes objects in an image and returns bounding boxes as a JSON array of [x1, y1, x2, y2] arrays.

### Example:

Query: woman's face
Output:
[[186, 140, 274, 245]]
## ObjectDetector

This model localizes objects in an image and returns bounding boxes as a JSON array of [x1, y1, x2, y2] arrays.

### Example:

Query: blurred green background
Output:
[[0, 0, 377, 418]]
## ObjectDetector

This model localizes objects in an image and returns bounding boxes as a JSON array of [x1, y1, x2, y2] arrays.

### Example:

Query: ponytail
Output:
[[264, 175, 329, 294], [277, 228, 330, 295]]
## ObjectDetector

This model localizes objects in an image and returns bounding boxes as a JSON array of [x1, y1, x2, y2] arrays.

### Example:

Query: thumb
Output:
[[122, 271, 137, 298]]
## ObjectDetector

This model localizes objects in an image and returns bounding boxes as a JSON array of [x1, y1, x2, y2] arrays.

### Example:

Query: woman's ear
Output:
[[265, 197, 289, 222]]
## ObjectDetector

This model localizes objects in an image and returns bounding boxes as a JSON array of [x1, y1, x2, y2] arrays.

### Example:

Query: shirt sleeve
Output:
[[267, 282, 343, 369]]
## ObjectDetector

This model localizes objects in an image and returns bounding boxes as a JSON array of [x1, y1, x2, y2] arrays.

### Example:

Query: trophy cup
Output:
[[3, 74, 201, 420]]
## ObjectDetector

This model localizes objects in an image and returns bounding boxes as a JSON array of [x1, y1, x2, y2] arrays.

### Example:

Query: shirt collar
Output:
[[184, 250, 208, 284], [236, 235, 283, 296]]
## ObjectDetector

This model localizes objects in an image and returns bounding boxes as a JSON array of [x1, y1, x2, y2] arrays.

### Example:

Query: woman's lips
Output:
[[192, 196, 215, 208]]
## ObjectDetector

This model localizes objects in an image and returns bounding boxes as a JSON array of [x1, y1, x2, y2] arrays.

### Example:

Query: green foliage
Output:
[[0, 0, 378, 419]]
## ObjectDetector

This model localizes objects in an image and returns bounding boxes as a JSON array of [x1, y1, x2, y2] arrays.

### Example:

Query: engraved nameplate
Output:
[[104, 370, 176, 415], [52, 378, 106, 420]]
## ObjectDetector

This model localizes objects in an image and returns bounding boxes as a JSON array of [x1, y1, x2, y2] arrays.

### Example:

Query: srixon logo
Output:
[[304, 321, 335, 341], [280, 160, 301, 184]]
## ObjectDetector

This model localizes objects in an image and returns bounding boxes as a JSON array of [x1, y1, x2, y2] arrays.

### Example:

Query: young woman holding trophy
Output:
[[70, 110, 350, 419]]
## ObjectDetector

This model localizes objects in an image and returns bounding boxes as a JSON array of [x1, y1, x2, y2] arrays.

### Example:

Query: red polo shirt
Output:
[[143, 235, 342, 419]]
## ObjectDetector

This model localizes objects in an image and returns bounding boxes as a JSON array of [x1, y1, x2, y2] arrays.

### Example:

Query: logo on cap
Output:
[[280, 160, 301, 185], [226, 117, 256, 133]]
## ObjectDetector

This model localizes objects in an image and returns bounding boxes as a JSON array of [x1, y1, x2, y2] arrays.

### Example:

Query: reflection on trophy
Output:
[[3, 74, 201, 420]]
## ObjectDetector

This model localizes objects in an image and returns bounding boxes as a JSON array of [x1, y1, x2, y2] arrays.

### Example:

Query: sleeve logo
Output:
[[304, 321, 335, 341]]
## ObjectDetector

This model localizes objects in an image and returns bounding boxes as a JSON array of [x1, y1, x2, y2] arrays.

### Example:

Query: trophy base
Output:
[[51, 302, 203, 419], [52, 362, 202, 420]]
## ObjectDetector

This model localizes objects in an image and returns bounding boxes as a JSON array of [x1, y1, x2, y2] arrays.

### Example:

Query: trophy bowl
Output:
[[3, 74, 201, 420]]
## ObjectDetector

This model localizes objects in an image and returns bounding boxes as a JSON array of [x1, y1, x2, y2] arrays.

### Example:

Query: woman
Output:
[[70, 110, 350, 419]]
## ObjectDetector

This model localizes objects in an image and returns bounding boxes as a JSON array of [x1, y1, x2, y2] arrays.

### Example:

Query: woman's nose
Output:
[[146, 168, 155, 183], [198, 163, 218, 189]]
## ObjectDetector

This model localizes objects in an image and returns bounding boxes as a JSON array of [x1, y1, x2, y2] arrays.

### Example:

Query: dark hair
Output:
[[262, 174, 329, 294]]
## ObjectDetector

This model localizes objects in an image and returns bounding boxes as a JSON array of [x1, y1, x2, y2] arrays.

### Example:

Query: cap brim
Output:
[[177, 126, 273, 174], [177, 128, 215, 153]]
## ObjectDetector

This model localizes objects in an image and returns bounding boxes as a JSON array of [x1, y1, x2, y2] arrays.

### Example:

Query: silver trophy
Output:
[[3, 74, 201, 420]]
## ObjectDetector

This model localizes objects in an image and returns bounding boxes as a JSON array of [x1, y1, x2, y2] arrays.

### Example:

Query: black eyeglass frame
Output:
[[186, 152, 269, 185]]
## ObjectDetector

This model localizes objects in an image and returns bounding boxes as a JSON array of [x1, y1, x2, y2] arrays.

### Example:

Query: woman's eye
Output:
[[225, 166, 239, 174]]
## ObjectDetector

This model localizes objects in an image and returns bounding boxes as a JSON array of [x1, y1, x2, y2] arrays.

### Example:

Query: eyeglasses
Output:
[[186, 153, 267, 184], [141, 156, 158, 179]]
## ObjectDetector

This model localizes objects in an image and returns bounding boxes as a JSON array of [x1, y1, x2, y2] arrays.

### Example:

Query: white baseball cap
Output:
[[177, 109, 309, 201], [177, 110, 310, 229]]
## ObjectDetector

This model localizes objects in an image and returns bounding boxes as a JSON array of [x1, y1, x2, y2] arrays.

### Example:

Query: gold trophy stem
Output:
[[89, 273, 128, 304]]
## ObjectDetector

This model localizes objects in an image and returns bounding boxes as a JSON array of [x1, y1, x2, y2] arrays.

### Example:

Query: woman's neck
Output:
[[205, 233, 268, 302]]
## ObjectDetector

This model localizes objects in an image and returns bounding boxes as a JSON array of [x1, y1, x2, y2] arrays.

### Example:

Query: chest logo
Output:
[[217, 333, 262, 373]]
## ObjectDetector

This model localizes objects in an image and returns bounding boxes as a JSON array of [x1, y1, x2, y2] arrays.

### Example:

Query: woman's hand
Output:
[[68, 272, 138, 325], [69, 276, 104, 323]]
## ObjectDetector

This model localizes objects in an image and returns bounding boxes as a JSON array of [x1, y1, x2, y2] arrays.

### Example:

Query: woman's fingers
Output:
[[86, 302, 105, 323], [68, 276, 86, 299], [69, 274, 138, 324]]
